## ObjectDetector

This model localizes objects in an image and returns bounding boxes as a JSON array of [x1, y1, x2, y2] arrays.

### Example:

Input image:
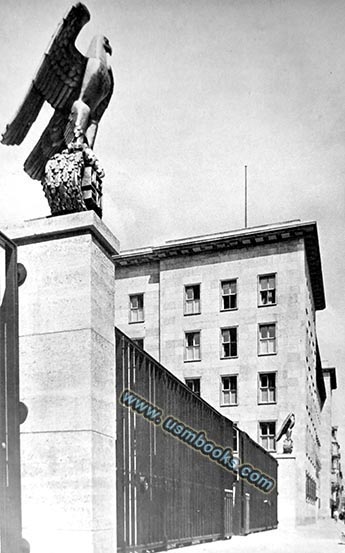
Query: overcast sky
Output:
[[0, 0, 344, 450]]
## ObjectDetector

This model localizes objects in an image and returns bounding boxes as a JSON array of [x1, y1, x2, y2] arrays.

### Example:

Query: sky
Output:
[[0, 0, 344, 450]]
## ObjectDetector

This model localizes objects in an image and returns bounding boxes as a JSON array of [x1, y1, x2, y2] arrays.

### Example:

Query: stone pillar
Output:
[[6, 212, 119, 553], [275, 455, 297, 528]]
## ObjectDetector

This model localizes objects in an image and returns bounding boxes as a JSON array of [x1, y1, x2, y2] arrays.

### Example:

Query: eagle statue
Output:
[[276, 413, 295, 454], [1, 3, 114, 216]]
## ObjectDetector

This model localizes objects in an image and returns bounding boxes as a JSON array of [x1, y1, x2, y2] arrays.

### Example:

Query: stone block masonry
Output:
[[5, 212, 119, 553]]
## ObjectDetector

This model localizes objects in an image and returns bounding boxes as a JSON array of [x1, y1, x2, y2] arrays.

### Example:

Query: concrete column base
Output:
[[5, 212, 119, 553], [275, 455, 297, 529]]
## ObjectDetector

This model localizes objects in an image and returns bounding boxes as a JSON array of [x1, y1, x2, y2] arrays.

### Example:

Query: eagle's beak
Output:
[[105, 42, 112, 56]]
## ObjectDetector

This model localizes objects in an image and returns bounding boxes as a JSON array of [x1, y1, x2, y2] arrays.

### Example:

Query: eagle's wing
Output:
[[2, 3, 90, 146], [24, 111, 69, 181], [276, 412, 294, 442]]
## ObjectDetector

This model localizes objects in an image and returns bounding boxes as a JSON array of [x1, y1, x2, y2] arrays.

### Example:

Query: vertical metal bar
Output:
[[0, 267, 5, 553], [0, 236, 22, 553], [127, 344, 133, 548], [4, 323, 9, 487], [133, 383, 137, 546]]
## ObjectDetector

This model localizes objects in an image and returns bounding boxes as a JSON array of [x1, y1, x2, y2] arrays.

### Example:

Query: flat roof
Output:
[[114, 219, 325, 310]]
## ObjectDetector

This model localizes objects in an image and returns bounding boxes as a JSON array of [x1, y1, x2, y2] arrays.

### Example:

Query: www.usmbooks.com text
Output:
[[119, 389, 276, 493]]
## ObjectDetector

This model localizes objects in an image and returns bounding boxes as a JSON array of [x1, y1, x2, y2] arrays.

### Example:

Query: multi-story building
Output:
[[114, 219, 333, 526], [319, 367, 337, 518], [331, 426, 343, 517]]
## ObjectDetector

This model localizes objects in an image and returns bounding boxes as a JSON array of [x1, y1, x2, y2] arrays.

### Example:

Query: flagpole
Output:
[[245, 165, 248, 228]]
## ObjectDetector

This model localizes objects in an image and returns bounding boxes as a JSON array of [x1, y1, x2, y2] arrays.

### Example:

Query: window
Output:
[[259, 422, 276, 452], [129, 294, 144, 323], [259, 373, 276, 403], [221, 280, 237, 310], [184, 284, 201, 315], [185, 378, 201, 396], [132, 338, 144, 349], [258, 323, 276, 355], [221, 375, 238, 405], [332, 458, 338, 472], [258, 274, 276, 306], [221, 327, 238, 358], [306, 473, 317, 503], [185, 331, 201, 361]]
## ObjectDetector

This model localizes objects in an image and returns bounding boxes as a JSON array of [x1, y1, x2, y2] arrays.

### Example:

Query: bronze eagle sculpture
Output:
[[1, 3, 114, 182], [276, 412, 295, 453]]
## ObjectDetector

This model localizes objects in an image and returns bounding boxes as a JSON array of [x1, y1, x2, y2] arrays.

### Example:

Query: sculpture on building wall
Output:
[[1, 3, 114, 217], [276, 413, 295, 454]]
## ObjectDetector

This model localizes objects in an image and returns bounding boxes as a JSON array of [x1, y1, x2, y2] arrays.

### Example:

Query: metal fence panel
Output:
[[116, 328, 277, 552], [0, 233, 23, 553], [241, 432, 278, 533]]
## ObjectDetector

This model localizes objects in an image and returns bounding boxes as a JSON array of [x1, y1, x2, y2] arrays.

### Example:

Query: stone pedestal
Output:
[[5, 212, 119, 553], [275, 455, 297, 528]]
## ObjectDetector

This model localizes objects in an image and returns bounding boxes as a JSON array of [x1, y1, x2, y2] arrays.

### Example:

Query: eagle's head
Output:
[[87, 35, 113, 59]]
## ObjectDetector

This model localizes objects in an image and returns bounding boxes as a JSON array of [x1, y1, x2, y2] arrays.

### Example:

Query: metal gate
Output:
[[241, 431, 278, 533], [223, 490, 233, 538], [0, 232, 27, 553], [115, 328, 277, 552]]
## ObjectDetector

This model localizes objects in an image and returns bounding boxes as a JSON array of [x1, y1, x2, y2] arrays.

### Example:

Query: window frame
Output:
[[184, 330, 201, 362], [220, 374, 238, 406], [306, 472, 317, 503], [185, 377, 201, 396], [258, 273, 277, 307], [220, 326, 238, 359], [184, 283, 201, 316], [258, 322, 277, 356], [258, 420, 276, 452], [220, 278, 238, 311], [258, 372, 277, 404], [129, 293, 145, 324]]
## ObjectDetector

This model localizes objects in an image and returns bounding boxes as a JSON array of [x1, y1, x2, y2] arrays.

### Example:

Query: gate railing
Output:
[[115, 328, 277, 552], [0, 232, 27, 553]]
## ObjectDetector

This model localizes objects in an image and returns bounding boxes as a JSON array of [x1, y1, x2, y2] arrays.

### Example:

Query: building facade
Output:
[[319, 367, 337, 518], [114, 219, 333, 526], [331, 426, 343, 517]]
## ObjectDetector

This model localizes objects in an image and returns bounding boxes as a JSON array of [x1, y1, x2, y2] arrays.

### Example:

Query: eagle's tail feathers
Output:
[[55, 84, 71, 109], [24, 110, 68, 181]]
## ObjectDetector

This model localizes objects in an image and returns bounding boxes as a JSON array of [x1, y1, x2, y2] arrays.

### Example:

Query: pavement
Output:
[[177, 519, 345, 553]]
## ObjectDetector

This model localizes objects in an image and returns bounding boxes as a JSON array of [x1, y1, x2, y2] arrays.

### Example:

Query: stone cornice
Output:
[[4, 211, 120, 258], [114, 220, 325, 311]]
